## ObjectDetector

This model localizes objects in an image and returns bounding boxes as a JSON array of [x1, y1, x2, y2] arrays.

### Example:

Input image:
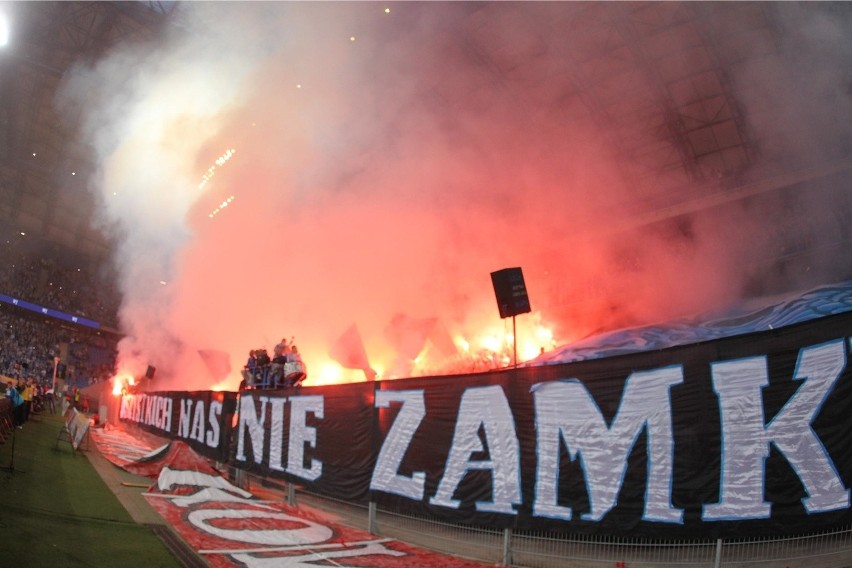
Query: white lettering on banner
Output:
[[230, 541, 407, 567], [157, 466, 412, 566], [287, 395, 323, 481], [430, 385, 522, 514], [145, 396, 156, 426], [133, 334, 851, 530], [703, 340, 849, 520], [269, 397, 288, 472], [177, 399, 222, 448], [178, 399, 192, 438], [235, 394, 325, 481], [190, 400, 206, 443], [158, 467, 254, 501], [237, 395, 268, 463], [119, 394, 173, 434], [370, 390, 427, 499], [533, 366, 684, 522], [206, 400, 222, 448]]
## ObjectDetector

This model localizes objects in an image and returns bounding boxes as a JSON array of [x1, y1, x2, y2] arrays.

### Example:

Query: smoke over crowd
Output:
[[58, 3, 851, 390]]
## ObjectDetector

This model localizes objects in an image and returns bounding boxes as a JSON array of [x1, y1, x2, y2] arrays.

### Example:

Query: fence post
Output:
[[234, 467, 248, 491], [287, 481, 296, 506], [368, 501, 378, 535], [502, 527, 513, 566], [714, 538, 723, 568]]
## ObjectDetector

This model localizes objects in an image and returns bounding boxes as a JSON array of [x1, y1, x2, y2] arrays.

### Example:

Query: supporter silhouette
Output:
[[5, 380, 25, 427], [255, 348, 271, 388], [284, 344, 307, 387], [269, 341, 290, 388]]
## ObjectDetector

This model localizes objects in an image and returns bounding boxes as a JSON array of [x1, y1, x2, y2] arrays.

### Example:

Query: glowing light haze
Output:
[[0, 10, 9, 47], [59, 3, 852, 390]]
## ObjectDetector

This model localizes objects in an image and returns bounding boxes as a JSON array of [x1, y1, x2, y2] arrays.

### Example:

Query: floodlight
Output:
[[0, 11, 8, 47]]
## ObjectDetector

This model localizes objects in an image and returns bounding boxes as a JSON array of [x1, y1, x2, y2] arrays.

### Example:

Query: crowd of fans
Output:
[[0, 234, 121, 395], [2, 375, 59, 428], [1, 239, 122, 329], [241, 337, 306, 389], [0, 303, 119, 390]]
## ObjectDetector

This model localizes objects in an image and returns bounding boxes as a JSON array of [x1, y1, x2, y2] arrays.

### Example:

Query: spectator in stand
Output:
[[242, 350, 258, 388], [255, 348, 271, 388], [284, 344, 307, 387], [269, 341, 290, 388], [5, 380, 25, 427]]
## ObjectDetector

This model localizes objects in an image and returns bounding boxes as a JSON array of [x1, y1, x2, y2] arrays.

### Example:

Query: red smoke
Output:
[[59, 3, 850, 390]]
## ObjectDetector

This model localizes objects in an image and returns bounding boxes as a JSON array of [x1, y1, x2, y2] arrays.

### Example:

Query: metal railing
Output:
[[230, 470, 852, 568]]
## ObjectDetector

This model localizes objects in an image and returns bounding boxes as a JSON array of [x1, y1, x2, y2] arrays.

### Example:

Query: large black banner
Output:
[[127, 312, 852, 539], [118, 390, 238, 463]]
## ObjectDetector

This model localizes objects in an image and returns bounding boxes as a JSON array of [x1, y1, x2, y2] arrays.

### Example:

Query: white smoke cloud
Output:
[[58, 3, 851, 389]]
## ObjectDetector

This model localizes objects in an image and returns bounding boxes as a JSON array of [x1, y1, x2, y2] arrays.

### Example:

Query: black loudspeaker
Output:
[[145, 365, 156, 379], [490, 267, 531, 319]]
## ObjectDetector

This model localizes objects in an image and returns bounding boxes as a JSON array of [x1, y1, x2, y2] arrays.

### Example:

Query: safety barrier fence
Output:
[[227, 466, 852, 568], [0, 398, 12, 443]]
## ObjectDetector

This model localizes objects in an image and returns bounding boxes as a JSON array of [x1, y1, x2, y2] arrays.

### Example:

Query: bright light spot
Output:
[[0, 12, 8, 47], [198, 148, 236, 190], [32, 152, 36, 157], [112, 191, 117, 196], [71, 172, 76, 176], [536, 326, 553, 343], [159, 280, 167, 286], [521, 344, 541, 361], [384, 7, 391, 14], [19, 232, 25, 236], [209, 195, 236, 219], [296, 83, 302, 89], [481, 335, 500, 352], [111, 373, 135, 396], [312, 362, 344, 386], [349, 35, 356, 42]]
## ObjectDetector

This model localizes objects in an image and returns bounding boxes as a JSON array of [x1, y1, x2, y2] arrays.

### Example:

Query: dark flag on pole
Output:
[[330, 324, 376, 381], [198, 349, 232, 382]]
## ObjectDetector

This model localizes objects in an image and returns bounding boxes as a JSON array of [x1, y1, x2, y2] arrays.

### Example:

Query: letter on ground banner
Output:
[[187, 509, 333, 545], [429, 385, 521, 514], [703, 340, 849, 520], [533, 367, 684, 523], [370, 389, 427, 500]]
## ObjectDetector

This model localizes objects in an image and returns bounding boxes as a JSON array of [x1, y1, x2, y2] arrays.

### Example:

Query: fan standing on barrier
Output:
[[241, 338, 307, 390]]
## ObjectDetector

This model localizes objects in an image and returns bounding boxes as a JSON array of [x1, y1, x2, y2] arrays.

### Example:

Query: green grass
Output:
[[0, 411, 184, 567]]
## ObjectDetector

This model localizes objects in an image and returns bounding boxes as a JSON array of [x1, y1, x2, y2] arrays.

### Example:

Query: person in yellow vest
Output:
[[21, 378, 33, 424]]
